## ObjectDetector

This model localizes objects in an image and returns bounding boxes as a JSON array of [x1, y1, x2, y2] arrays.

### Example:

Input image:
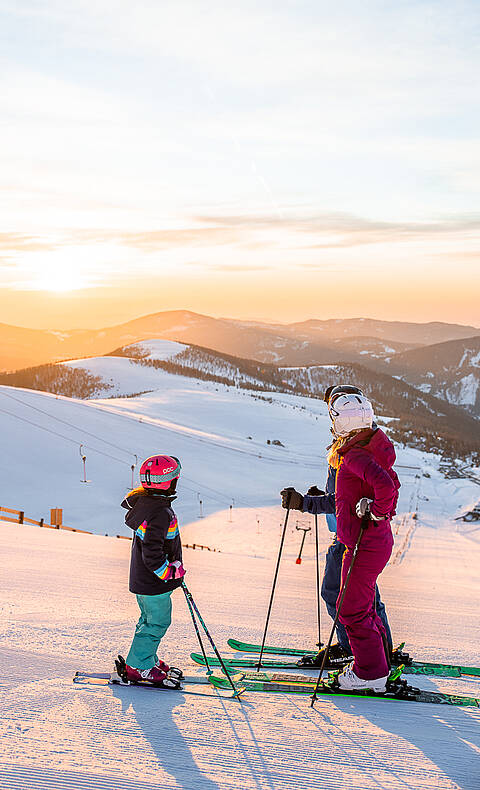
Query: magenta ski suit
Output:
[[335, 428, 400, 680]]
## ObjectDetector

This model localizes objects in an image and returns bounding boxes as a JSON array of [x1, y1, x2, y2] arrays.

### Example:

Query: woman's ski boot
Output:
[[297, 643, 353, 669]]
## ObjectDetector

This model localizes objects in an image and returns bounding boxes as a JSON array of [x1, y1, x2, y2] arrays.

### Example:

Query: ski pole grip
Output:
[[280, 488, 292, 510]]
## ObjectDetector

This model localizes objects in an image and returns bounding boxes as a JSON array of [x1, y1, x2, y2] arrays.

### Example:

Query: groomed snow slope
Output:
[[0, 506, 479, 790]]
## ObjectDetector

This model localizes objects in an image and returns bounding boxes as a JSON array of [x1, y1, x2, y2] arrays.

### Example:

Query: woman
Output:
[[296, 384, 394, 671], [282, 390, 400, 691]]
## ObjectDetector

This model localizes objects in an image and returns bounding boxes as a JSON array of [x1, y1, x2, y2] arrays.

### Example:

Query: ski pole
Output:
[[310, 516, 369, 706], [256, 501, 291, 671], [181, 581, 241, 696], [183, 580, 212, 674], [314, 514, 323, 648]]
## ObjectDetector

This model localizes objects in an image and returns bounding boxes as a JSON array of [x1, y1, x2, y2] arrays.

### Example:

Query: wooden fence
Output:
[[0, 505, 92, 534], [0, 505, 220, 551]]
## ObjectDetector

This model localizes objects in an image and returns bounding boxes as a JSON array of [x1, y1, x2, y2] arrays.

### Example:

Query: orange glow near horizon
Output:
[[2, 267, 479, 331], [3, 210, 479, 330]]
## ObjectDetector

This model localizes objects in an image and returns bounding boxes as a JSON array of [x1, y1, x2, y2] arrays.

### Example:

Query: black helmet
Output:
[[323, 384, 364, 405]]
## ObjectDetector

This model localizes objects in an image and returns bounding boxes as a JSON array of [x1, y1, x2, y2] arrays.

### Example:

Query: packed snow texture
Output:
[[1, 358, 479, 790]]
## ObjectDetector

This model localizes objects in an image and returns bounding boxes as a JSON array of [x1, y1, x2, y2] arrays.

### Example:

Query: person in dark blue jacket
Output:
[[283, 385, 393, 669], [116, 454, 186, 686]]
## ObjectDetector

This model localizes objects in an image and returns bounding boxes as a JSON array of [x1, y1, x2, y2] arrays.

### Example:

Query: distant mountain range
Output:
[[1, 310, 479, 420], [1, 310, 479, 367], [274, 317, 479, 346]]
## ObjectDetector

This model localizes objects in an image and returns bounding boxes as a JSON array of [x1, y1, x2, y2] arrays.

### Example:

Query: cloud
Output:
[[108, 228, 242, 250], [0, 233, 60, 252], [3, 211, 480, 265], [203, 263, 270, 272], [196, 211, 480, 232], [194, 211, 480, 248]]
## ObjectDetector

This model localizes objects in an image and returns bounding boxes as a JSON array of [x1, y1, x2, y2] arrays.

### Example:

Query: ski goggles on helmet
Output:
[[324, 384, 364, 406]]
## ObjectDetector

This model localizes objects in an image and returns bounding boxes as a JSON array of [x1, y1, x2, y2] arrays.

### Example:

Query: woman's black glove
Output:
[[306, 485, 325, 496], [280, 487, 304, 511]]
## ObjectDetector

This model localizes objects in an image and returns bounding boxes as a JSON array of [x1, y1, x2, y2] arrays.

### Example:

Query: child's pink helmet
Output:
[[139, 455, 181, 491]]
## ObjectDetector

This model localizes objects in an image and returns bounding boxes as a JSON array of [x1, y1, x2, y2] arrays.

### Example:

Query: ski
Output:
[[226, 639, 480, 677], [73, 671, 245, 699], [75, 670, 208, 684], [208, 673, 480, 707], [192, 652, 308, 670], [228, 638, 308, 656], [191, 652, 464, 677]]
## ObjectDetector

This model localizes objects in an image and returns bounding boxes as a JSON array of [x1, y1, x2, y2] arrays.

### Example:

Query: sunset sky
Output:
[[1, 1, 479, 329]]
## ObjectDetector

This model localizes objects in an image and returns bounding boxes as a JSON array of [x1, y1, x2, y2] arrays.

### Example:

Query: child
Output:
[[282, 391, 400, 692], [116, 454, 185, 687]]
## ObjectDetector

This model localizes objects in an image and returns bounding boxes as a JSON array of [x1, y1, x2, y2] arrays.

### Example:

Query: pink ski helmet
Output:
[[139, 455, 181, 491]]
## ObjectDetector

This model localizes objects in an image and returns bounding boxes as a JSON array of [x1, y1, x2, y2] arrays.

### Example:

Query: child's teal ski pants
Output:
[[126, 591, 173, 670]]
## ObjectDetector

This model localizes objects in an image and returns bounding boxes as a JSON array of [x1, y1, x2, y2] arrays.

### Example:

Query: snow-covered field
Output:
[[1, 350, 479, 789]]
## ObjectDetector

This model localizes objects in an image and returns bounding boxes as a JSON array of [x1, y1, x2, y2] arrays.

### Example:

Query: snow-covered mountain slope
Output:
[[382, 335, 480, 417], [63, 343, 480, 459], [120, 339, 189, 360], [2, 360, 477, 537], [330, 334, 413, 359], [110, 339, 279, 390], [0, 370, 334, 534], [279, 362, 480, 460], [3, 337, 480, 462]]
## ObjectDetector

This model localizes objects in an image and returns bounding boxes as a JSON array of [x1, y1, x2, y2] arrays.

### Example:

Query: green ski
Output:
[[191, 652, 464, 677], [226, 638, 480, 677], [208, 672, 480, 707]]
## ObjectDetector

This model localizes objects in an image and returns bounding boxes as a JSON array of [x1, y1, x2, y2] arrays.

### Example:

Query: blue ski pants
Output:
[[126, 591, 173, 670], [321, 537, 393, 654]]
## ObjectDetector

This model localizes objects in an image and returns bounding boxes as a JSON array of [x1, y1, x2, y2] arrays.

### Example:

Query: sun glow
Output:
[[9, 242, 147, 294], [36, 271, 87, 293], [11, 247, 99, 293], [36, 249, 92, 292]]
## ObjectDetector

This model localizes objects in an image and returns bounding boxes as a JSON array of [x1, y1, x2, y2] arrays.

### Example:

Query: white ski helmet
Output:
[[328, 392, 374, 437]]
